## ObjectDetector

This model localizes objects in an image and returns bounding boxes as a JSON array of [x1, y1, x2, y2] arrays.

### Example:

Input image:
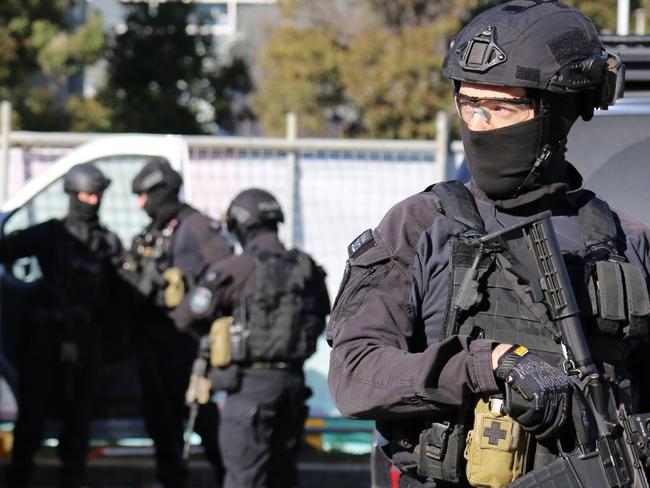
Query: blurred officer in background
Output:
[[123, 158, 232, 488], [327, 1, 650, 487], [173, 188, 331, 488], [1, 164, 122, 488]]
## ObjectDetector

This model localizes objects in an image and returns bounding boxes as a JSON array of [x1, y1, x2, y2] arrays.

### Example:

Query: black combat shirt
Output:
[[326, 180, 650, 420]]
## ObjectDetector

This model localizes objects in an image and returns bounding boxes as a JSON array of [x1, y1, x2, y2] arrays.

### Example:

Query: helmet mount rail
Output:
[[547, 50, 625, 108], [459, 25, 507, 73]]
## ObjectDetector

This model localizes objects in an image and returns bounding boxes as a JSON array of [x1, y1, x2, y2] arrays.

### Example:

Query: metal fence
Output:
[[0, 107, 465, 416]]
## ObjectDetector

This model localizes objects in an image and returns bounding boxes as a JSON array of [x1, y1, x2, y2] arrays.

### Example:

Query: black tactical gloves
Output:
[[495, 345, 574, 440]]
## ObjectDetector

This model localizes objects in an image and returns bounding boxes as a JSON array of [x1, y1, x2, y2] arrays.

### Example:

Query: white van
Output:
[[0, 134, 189, 428]]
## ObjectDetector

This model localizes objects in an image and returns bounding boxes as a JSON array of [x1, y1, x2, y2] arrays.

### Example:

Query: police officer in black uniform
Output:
[[124, 158, 232, 488], [327, 2, 650, 487], [172, 188, 331, 488], [1, 163, 123, 488]]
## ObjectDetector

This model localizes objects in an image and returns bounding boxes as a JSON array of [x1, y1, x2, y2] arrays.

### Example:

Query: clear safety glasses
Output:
[[454, 92, 535, 129]]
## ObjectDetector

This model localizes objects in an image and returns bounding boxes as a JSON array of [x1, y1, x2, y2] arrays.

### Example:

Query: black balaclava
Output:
[[67, 194, 101, 224], [232, 222, 277, 248], [462, 93, 580, 208], [144, 185, 183, 228]]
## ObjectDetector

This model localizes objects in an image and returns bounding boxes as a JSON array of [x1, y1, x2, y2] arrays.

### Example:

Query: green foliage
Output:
[[255, 0, 622, 139], [38, 11, 106, 80], [255, 27, 345, 136], [65, 96, 113, 132], [0, 1, 107, 130], [564, 0, 617, 32], [100, 3, 252, 135], [340, 25, 452, 139], [255, 0, 476, 138]]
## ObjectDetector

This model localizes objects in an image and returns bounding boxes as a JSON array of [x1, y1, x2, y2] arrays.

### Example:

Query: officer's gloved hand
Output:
[[495, 345, 574, 440]]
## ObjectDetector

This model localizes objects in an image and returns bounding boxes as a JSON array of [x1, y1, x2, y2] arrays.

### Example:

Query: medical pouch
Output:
[[464, 397, 531, 488]]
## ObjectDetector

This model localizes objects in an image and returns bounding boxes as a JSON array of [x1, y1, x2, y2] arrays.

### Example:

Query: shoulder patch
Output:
[[348, 229, 375, 259], [190, 286, 213, 316]]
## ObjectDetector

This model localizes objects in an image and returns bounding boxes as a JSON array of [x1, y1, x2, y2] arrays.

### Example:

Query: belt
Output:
[[246, 361, 301, 371]]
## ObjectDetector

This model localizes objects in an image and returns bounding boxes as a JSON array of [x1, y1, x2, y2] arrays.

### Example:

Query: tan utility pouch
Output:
[[163, 267, 185, 308], [210, 316, 233, 367], [464, 397, 531, 488]]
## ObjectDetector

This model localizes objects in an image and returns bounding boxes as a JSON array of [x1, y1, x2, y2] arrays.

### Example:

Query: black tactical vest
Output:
[[404, 182, 650, 485], [430, 181, 650, 368], [235, 248, 319, 364], [128, 206, 195, 305]]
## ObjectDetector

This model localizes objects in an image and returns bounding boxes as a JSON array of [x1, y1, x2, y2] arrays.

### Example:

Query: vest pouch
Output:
[[619, 262, 650, 339], [210, 316, 233, 367], [416, 421, 466, 483], [594, 261, 626, 335], [163, 267, 185, 308], [464, 397, 531, 488]]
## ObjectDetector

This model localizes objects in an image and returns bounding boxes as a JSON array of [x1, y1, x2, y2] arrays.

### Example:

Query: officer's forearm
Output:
[[329, 334, 499, 419]]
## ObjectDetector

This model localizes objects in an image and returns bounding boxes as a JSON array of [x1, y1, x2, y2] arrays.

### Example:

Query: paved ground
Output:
[[0, 454, 371, 487]]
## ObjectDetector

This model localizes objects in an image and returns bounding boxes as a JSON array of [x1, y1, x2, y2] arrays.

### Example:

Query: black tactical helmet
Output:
[[443, 0, 624, 111], [131, 157, 182, 195], [63, 163, 111, 195], [226, 188, 284, 231]]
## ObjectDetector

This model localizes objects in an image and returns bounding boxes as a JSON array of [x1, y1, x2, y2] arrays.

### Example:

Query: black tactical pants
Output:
[[138, 320, 223, 488], [5, 323, 99, 488], [220, 369, 307, 488]]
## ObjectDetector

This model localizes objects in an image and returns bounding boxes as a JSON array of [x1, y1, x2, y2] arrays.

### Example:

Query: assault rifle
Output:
[[464, 211, 650, 487]]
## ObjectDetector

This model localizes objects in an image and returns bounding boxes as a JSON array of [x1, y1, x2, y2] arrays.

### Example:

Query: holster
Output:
[[208, 364, 241, 392]]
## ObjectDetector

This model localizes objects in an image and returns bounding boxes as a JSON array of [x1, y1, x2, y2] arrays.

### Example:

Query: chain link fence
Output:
[[0, 111, 465, 417]]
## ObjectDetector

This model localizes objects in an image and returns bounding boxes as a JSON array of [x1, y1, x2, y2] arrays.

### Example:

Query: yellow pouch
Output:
[[464, 397, 531, 488], [163, 267, 185, 308], [210, 316, 233, 367]]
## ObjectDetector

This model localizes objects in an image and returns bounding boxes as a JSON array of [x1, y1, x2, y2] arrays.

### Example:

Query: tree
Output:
[[564, 0, 618, 32], [339, 24, 453, 139], [0, 0, 107, 131], [254, 0, 502, 138], [255, 27, 345, 136], [255, 0, 626, 139], [100, 3, 252, 135]]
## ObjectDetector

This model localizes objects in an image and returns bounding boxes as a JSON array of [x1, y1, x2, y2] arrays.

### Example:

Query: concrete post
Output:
[[0, 101, 11, 204], [435, 111, 450, 182], [618, 0, 630, 35], [285, 112, 298, 248]]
